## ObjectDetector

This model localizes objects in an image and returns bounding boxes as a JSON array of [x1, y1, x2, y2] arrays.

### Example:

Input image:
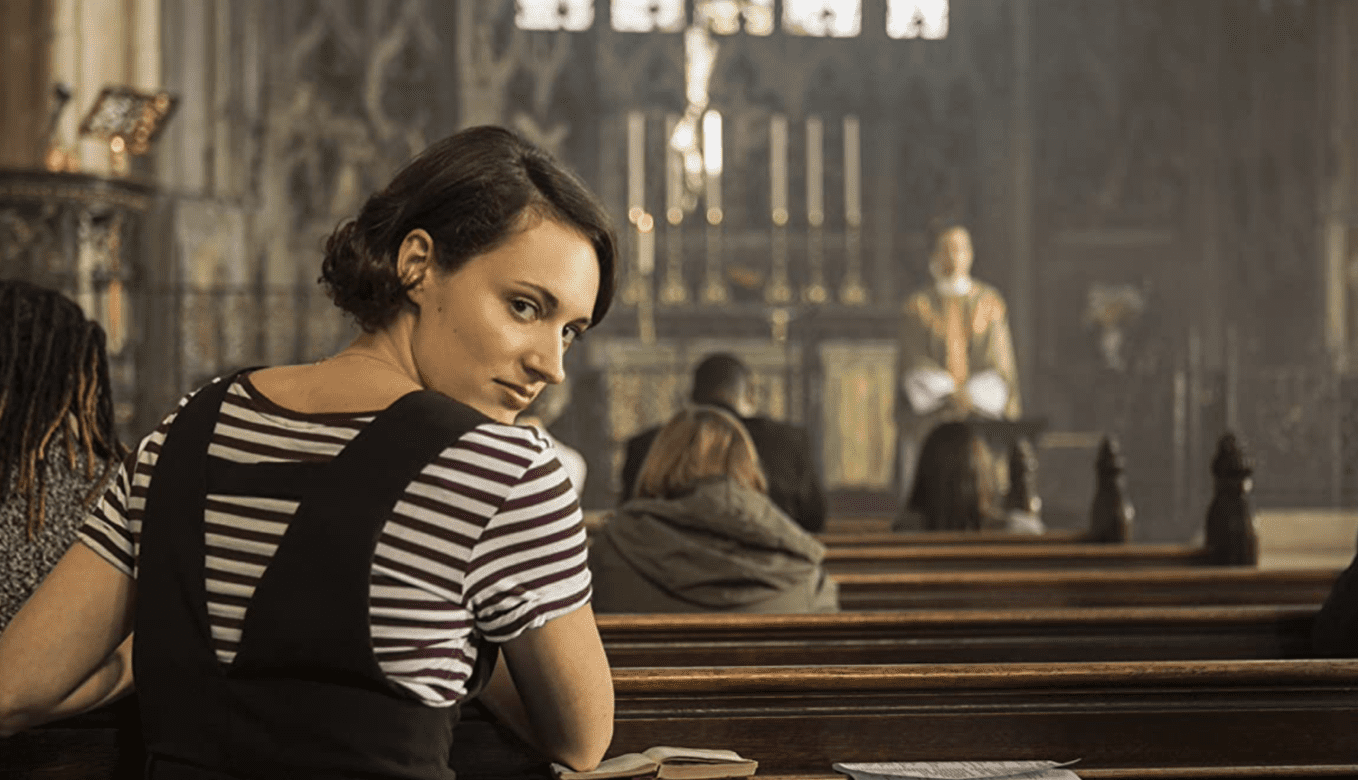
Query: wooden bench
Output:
[[819, 526, 1089, 545], [596, 604, 1319, 666], [834, 567, 1338, 611], [822, 542, 1219, 574], [11, 658, 1357, 780], [603, 660, 1358, 774], [447, 659, 1358, 779], [819, 436, 1263, 573]]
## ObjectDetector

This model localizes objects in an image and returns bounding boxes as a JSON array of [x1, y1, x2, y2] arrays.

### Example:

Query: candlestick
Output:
[[703, 109, 723, 225], [666, 113, 685, 226], [843, 115, 861, 227], [637, 213, 656, 275], [627, 110, 645, 225], [839, 114, 866, 304], [804, 115, 827, 303], [770, 113, 788, 226], [806, 115, 824, 228], [661, 114, 689, 305]]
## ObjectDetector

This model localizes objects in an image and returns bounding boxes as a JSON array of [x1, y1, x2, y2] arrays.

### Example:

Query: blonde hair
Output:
[[633, 405, 768, 499]]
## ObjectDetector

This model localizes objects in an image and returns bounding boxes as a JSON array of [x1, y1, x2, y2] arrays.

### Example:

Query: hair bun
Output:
[[319, 219, 407, 333]]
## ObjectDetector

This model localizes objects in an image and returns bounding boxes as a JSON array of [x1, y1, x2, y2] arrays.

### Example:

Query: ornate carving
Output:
[[1089, 435, 1135, 543], [1004, 438, 1041, 515], [819, 340, 897, 489], [1204, 433, 1259, 566]]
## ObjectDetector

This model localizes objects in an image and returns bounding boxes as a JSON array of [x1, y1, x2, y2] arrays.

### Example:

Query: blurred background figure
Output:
[[620, 353, 826, 532], [0, 280, 128, 629], [894, 421, 1044, 535], [593, 405, 837, 614], [895, 225, 1021, 507], [1312, 527, 1358, 657], [518, 378, 587, 497]]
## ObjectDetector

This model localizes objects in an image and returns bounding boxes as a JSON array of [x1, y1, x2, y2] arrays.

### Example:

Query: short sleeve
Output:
[[76, 380, 208, 578], [463, 444, 592, 643]]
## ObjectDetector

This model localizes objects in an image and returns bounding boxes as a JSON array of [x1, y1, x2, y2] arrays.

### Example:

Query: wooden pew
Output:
[[597, 660, 1358, 775], [819, 435, 1259, 567], [834, 567, 1338, 611], [819, 525, 1088, 545], [596, 604, 1318, 667], [12, 659, 1356, 780], [447, 659, 1358, 779], [822, 542, 1218, 574]]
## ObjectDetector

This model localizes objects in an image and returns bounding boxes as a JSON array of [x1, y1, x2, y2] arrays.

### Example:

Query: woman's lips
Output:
[[495, 380, 534, 408]]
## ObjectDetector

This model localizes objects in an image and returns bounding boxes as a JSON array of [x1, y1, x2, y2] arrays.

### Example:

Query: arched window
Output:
[[784, 0, 861, 38], [887, 0, 949, 40], [515, 0, 593, 31], [612, 0, 686, 33]]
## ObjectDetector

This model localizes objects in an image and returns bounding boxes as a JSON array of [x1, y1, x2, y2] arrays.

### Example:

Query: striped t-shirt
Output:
[[78, 373, 592, 707]]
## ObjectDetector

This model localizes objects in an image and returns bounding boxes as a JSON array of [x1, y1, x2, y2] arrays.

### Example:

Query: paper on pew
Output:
[[833, 760, 1080, 780]]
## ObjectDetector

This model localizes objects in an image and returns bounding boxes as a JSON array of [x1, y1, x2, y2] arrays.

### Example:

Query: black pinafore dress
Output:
[[134, 372, 497, 779]]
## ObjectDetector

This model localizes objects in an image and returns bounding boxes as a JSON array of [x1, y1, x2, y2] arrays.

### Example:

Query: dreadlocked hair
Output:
[[0, 280, 129, 541]]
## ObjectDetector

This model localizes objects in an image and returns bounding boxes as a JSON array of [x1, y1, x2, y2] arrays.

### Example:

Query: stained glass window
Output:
[[694, 0, 774, 36], [515, 0, 594, 31], [784, 0, 861, 37], [887, 0, 948, 39], [612, 0, 685, 32]]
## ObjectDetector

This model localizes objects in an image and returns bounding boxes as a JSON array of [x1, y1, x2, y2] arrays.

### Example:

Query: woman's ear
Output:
[[396, 229, 435, 294]]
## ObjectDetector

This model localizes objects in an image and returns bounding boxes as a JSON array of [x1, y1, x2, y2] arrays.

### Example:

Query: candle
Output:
[[770, 113, 788, 226], [637, 213, 656, 275], [844, 115, 861, 227], [627, 111, 645, 225], [806, 115, 823, 227], [703, 109, 723, 224], [666, 113, 684, 224]]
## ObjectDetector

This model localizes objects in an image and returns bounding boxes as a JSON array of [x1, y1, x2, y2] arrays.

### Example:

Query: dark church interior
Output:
[[2, 0, 1357, 776]]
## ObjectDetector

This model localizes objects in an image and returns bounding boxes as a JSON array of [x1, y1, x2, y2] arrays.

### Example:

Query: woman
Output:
[[0, 280, 128, 631], [0, 126, 616, 777], [893, 421, 1043, 534], [590, 405, 838, 614]]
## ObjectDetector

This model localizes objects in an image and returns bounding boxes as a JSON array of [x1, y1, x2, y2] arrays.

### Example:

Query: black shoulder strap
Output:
[[231, 390, 492, 680]]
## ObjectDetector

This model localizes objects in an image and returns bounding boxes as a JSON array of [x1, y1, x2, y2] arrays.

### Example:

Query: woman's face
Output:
[[407, 217, 600, 424]]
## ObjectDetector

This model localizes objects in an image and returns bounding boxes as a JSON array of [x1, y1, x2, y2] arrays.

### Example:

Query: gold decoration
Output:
[[79, 86, 177, 157]]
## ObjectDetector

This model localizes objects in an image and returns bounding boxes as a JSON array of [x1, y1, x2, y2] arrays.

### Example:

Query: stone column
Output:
[[0, 0, 52, 170]]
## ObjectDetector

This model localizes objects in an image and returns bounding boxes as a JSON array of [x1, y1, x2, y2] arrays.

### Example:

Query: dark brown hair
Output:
[[319, 125, 618, 332], [905, 421, 999, 531], [634, 406, 767, 500], [0, 280, 128, 539]]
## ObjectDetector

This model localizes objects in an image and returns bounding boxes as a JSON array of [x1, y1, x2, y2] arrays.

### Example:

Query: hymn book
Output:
[[552, 746, 759, 780], [833, 760, 1080, 780]]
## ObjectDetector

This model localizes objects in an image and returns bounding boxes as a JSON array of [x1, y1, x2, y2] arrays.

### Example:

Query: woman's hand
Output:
[[477, 604, 614, 770]]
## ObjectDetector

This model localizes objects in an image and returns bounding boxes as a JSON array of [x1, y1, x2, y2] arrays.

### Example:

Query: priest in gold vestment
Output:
[[895, 226, 1021, 521]]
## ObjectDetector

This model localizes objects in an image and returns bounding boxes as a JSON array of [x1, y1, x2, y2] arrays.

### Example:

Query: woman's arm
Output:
[[0, 542, 136, 737], [477, 604, 614, 771]]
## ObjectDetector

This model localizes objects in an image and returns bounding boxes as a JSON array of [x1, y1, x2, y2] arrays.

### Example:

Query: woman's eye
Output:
[[511, 298, 540, 320], [562, 325, 584, 346]]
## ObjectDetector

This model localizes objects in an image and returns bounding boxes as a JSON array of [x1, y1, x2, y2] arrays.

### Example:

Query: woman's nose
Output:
[[525, 334, 567, 385]]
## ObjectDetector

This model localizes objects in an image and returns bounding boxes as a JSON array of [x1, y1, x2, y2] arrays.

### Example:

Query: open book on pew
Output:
[[553, 747, 758, 780], [834, 760, 1080, 780]]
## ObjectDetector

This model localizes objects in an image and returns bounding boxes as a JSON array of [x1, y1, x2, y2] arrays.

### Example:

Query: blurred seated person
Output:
[[896, 224, 1021, 501], [893, 421, 1044, 534], [517, 379, 586, 496], [592, 406, 837, 614], [620, 352, 826, 532], [1312, 528, 1358, 657], [1, 280, 129, 629]]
